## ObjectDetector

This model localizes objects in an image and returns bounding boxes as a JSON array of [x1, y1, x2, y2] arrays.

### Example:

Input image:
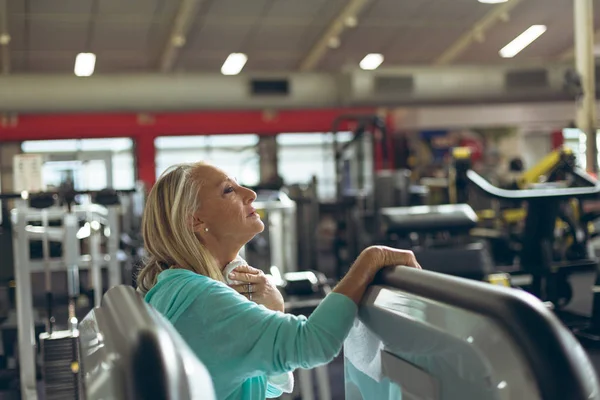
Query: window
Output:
[[155, 135, 260, 187], [277, 132, 358, 200], [21, 138, 135, 190]]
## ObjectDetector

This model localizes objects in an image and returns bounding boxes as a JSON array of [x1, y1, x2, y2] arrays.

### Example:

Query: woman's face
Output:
[[193, 164, 264, 243]]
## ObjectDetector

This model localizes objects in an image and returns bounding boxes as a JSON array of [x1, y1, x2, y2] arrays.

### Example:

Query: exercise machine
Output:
[[78, 285, 215, 400], [378, 203, 494, 281], [0, 188, 141, 399], [466, 169, 600, 308], [345, 266, 599, 399]]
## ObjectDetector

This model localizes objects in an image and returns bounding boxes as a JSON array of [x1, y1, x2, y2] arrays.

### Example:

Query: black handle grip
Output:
[[467, 170, 600, 201]]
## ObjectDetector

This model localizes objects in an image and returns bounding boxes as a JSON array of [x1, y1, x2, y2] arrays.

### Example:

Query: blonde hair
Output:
[[136, 162, 224, 294]]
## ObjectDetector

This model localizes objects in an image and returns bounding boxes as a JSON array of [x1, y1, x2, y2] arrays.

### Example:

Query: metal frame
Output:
[[345, 266, 600, 400], [10, 199, 122, 399]]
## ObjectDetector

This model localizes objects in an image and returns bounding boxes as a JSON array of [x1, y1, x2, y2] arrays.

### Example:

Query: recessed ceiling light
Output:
[[221, 53, 248, 75], [478, 0, 508, 3], [359, 53, 384, 70], [499, 25, 547, 58], [74, 53, 96, 77]]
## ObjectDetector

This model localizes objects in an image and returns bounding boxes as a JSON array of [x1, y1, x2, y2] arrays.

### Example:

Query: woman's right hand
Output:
[[355, 246, 421, 276], [332, 246, 422, 304]]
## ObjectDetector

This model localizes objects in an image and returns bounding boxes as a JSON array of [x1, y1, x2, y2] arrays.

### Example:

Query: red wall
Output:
[[0, 108, 379, 187]]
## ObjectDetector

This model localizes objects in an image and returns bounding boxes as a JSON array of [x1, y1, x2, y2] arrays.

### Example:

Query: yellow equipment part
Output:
[[475, 208, 526, 224], [452, 147, 472, 160], [517, 146, 573, 189], [486, 273, 511, 287]]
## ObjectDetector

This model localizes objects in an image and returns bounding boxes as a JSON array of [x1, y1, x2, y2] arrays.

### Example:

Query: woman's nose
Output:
[[243, 187, 257, 204]]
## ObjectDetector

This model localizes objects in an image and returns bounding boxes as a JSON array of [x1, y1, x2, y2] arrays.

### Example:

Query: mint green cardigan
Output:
[[144, 269, 357, 400]]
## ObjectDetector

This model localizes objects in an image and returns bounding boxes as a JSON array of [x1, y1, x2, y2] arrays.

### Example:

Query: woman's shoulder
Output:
[[144, 268, 229, 322], [153, 268, 226, 293]]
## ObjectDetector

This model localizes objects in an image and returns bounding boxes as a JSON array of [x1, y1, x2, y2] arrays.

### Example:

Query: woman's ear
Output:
[[191, 214, 205, 233]]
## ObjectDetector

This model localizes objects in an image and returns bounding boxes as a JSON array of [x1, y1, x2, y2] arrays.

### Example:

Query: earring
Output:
[[204, 228, 209, 232]]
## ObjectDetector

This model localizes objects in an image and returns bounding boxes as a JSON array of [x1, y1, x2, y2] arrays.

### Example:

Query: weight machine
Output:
[[0, 188, 142, 399]]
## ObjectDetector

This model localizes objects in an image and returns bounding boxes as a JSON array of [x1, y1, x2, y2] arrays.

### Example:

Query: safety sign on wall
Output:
[[13, 154, 45, 193]]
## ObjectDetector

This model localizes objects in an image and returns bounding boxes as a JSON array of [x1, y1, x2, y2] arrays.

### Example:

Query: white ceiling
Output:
[[2, 0, 599, 74]]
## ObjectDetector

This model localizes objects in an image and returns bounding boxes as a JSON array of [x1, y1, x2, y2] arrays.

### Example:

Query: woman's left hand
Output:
[[229, 265, 285, 313]]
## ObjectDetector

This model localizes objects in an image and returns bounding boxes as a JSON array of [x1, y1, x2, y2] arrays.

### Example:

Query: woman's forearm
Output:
[[332, 261, 376, 304]]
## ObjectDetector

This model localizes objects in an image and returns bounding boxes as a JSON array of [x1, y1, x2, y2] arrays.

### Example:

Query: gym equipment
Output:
[[466, 169, 600, 308], [345, 266, 599, 400], [2, 190, 129, 399], [379, 204, 494, 281], [79, 285, 216, 399], [242, 190, 298, 275], [38, 212, 84, 400], [286, 180, 320, 271], [331, 115, 391, 277]]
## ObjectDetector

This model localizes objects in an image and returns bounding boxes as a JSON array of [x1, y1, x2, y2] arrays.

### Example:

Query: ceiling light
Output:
[[74, 53, 96, 77], [221, 53, 247, 75], [478, 0, 508, 3], [328, 37, 341, 49], [359, 53, 384, 70], [499, 25, 547, 58]]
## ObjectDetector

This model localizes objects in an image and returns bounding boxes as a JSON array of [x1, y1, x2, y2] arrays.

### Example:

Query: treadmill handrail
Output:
[[373, 266, 599, 400], [466, 170, 600, 200]]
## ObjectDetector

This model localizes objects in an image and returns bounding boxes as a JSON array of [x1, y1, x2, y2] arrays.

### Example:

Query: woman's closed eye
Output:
[[224, 185, 234, 194]]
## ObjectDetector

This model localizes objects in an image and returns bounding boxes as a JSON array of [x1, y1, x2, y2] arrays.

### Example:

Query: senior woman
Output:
[[136, 162, 421, 400]]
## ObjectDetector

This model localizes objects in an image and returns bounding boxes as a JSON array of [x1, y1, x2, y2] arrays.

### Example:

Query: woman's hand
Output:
[[356, 245, 422, 275], [229, 265, 285, 313], [332, 246, 422, 305]]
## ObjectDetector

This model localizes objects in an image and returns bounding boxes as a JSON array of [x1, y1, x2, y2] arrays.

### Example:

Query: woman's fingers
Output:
[[227, 264, 263, 283], [363, 246, 422, 270], [228, 269, 266, 284], [230, 283, 259, 294], [231, 264, 262, 275]]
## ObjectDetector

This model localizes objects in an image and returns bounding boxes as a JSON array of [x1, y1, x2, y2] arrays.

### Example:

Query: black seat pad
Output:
[[381, 204, 478, 235]]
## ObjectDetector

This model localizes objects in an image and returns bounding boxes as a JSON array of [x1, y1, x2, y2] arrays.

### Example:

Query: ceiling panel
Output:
[[92, 20, 152, 52], [29, 20, 88, 51], [24, 51, 79, 73], [457, 0, 572, 64], [145, 0, 182, 68], [94, 51, 149, 72], [245, 52, 300, 70], [361, 0, 432, 24], [206, 0, 271, 17], [186, 24, 252, 52], [246, 24, 310, 52], [265, 0, 328, 19], [7, 14, 26, 51], [291, 0, 349, 65], [3, 0, 596, 74], [177, 50, 229, 71], [385, 26, 471, 64], [28, 0, 93, 14], [418, 0, 492, 25], [9, 50, 26, 71], [7, 0, 26, 14], [97, 0, 161, 16]]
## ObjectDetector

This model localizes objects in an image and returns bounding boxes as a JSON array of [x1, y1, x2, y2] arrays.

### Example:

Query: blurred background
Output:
[[1, 0, 600, 399]]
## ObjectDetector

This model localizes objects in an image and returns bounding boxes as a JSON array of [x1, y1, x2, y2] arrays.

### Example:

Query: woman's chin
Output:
[[253, 219, 265, 233]]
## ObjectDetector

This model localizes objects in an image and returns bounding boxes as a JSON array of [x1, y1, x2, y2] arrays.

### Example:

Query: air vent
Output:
[[250, 79, 289, 96], [505, 69, 549, 90], [374, 75, 414, 95]]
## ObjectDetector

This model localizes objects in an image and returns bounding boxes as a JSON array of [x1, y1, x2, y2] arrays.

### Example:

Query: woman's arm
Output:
[[331, 246, 421, 303], [178, 246, 421, 380]]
